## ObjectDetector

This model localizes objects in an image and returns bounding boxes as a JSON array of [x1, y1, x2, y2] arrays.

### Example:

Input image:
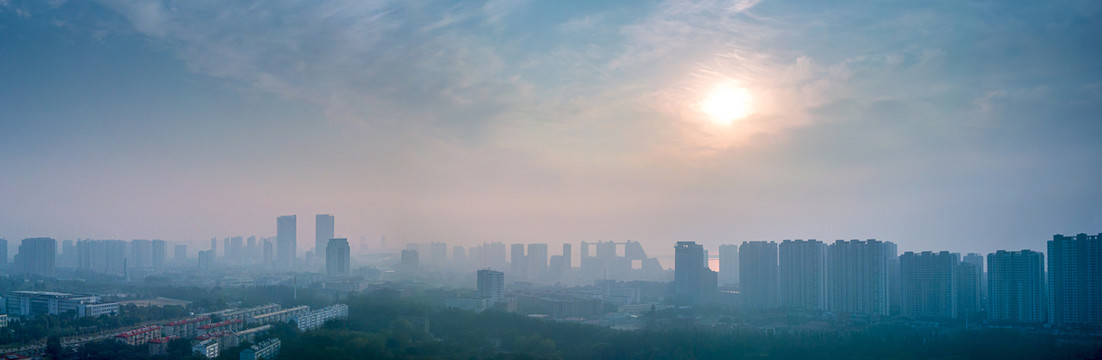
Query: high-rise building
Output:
[[276, 215, 297, 269], [988, 250, 1045, 323], [262, 238, 274, 268], [674, 241, 704, 301], [779, 240, 827, 310], [477, 269, 505, 301], [326, 238, 350, 277], [718, 244, 739, 286], [527, 243, 548, 281], [246, 236, 257, 264], [15, 237, 56, 277], [0, 238, 8, 271], [510, 244, 526, 278], [151, 240, 166, 272], [562, 243, 572, 270], [955, 259, 981, 319], [674, 241, 715, 302], [198, 250, 214, 270], [316, 214, 334, 264], [60, 240, 76, 268], [174, 244, 187, 263], [210, 238, 217, 253], [131, 239, 152, 269], [740, 241, 778, 309], [1048, 233, 1102, 326], [899, 251, 957, 319], [962, 253, 985, 309], [828, 239, 891, 317]]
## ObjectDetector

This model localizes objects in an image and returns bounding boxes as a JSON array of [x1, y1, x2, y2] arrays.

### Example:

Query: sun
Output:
[[700, 85, 753, 125]]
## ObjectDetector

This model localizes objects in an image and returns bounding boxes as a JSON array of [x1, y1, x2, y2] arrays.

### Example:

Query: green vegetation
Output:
[[267, 292, 1102, 360]]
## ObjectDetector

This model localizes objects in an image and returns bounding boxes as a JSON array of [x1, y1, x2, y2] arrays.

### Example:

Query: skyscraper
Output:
[[674, 241, 704, 301], [131, 239, 152, 269], [15, 237, 56, 277], [326, 238, 350, 277], [510, 244, 526, 278], [527, 243, 548, 281], [740, 241, 778, 309], [151, 240, 166, 272], [955, 259, 981, 319], [828, 239, 891, 317], [1048, 233, 1102, 326], [262, 238, 273, 268], [988, 250, 1045, 323], [478, 269, 505, 301], [962, 253, 985, 309], [900, 251, 957, 319], [316, 214, 334, 264], [276, 215, 297, 269], [562, 243, 572, 270], [779, 239, 827, 310], [0, 238, 8, 271], [718, 244, 739, 286]]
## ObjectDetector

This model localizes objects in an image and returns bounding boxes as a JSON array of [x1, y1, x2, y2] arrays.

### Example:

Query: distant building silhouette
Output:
[[197, 249, 214, 270], [276, 215, 297, 269], [315, 214, 334, 266], [718, 244, 739, 287], [510, 244, 526, 278], [1048, 233, 1102, 326], [828, 239, 892, 317], [779, 239, 827, 310], [131, 239, 152, 270], [900, 251, 957, 319], [988, 250, 1045, 323], [740, 241, 778, 309], [151, 240, 166, 272], [326, 238, 350, 277], [674, 241, 716, 303], [527, 243, 548, 281], [15, 237, 56, 277], [0, 238, 7, 272]]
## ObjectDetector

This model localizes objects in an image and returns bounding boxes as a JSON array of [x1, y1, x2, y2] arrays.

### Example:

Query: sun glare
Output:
[[701, 86, 753, 125]]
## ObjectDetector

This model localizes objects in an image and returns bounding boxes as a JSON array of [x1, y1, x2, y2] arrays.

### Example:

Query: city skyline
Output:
[[2, 1, 1100, 255]]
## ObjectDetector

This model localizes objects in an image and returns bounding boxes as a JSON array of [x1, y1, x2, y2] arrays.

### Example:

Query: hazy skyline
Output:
[[2, 0, 1100, 255]]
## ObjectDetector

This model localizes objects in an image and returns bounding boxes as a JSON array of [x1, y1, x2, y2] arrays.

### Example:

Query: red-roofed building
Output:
[[148, 335, 179, 355], [163, 316, 211, 338], [114, 325, 162, 346]]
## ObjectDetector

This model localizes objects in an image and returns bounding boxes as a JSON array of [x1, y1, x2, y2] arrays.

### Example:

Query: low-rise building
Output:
[[198, 318, 244, 335], [295, 304, 348, 331], [445, 298, 489, 313], [234, 325, 272, 344], [192, 338, 219, 359], [240, 338, 280, 360], [115, 325, 162, 346], [251, 306, 308, 325], [4, 291, 119, 318], [164, 316, 211, 338], [148, 335, 178, 356]]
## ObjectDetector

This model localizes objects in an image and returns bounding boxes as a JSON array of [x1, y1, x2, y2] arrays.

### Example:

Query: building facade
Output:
[[778, 240, 827, 311], [988, 250, 1045, 323]]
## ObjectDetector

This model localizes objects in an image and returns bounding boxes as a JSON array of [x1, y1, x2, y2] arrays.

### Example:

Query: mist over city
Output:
[[1, 0, 1101, 359]]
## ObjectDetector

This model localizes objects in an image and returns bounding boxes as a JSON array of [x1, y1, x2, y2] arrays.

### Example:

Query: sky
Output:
[[1, 0, 1100, 258]]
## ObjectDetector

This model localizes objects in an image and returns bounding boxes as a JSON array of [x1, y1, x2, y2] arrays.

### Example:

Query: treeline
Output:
[[268, 293, 1102, 360]]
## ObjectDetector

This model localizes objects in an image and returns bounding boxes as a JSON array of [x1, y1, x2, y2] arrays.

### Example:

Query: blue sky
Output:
[[1, 0, 1100, 256]]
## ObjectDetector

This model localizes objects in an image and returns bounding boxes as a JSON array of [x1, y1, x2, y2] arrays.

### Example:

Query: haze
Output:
[[2, 0, 1100, 256]]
